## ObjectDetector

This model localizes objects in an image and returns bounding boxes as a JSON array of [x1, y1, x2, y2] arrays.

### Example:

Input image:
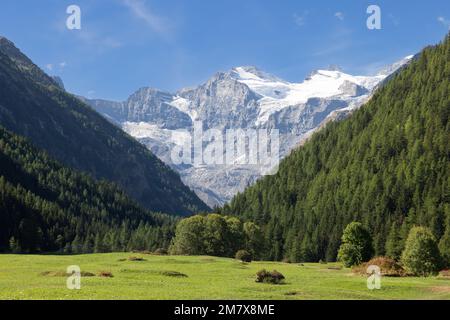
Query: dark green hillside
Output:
[[222, 34, 450, 262], [0, 36, 209, 216], [0, 126, 176, 253]]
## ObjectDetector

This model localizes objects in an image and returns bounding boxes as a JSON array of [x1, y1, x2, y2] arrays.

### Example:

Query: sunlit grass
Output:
[[0, 253, 449, 300]]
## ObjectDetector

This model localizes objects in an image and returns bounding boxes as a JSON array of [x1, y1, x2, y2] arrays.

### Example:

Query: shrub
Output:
[[352, 257, 406, 277], [236, 250, 253, 263], [401, 227, 443, 276], [256, 269, 285, 284], [154, 248, 168, 255], [40, 270, 95, 277], [337, 222, 373, 267], [98, 271, 113, 278], [438, 270, 450, 279], [128, 256, 146, 261], [160, 271, 188, 278]]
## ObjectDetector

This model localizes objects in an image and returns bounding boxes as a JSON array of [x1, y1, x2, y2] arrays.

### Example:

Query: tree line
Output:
[[169, 214, 264, 259], [338, 222, 447, 275]]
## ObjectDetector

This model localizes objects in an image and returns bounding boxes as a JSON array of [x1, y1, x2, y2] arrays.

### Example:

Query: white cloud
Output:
[[437, 16, 450, 29], [59, 61, 67, 68], [334, 12, 344, 21], [46, 64, 53, 71], [293, 11, 309, 27], [122, 0, 170, 37]]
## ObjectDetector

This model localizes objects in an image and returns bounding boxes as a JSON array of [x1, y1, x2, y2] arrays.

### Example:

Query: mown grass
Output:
[[0, 253, 449, 300]]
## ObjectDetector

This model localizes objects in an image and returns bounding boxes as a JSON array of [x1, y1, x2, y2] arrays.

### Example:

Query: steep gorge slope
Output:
[[221, 35, 450, 262], [0, 36, 209, 216]]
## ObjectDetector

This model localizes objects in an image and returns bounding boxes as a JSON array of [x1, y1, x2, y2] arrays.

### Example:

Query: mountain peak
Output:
[[0, 36, 13, 46], [325, 64, 343, 72], [376, 55, 414, 76], [0, 36, 25, 61], [230, 66, 283, 83]]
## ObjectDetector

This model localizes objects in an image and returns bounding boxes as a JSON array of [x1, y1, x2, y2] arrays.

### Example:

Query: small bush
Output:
[[352, 257, 406, 277], [256, 269, 285, 284], [154, 248, 168, 255], [40, 270, 95, 277], [98, 271, 114, 278], [282, 258, 292, 264], [401, 227, 443, 276], [438, 270, 450, 278], [235, 250, 253, 263], [128, 256, 146, 261], [319, 259, 327, 264], [327, 266, 342, 270], [160, 271, 188, 278]]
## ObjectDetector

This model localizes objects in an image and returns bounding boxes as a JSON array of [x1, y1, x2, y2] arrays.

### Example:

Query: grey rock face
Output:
[[52, 76, 65, 90], [83, 58, 413, 207], [178, 72, 261, 129], [339, 80, 369, 97], [125, 88, 192, 129]]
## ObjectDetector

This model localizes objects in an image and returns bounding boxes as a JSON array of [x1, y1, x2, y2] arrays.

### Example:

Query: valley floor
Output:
[[0, 253, 449, 300]]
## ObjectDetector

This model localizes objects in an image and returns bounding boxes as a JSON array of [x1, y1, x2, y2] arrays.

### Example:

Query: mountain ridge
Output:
[[0, 36, 209, 216], [82, 56, 413, 207], [221, 34, 450, 262]]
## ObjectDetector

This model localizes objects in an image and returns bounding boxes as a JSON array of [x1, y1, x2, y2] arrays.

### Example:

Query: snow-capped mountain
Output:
[[83, 56, 413, 207]]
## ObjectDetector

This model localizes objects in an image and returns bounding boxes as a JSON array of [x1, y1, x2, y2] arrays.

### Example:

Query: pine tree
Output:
[[385, 222, 403, 260]]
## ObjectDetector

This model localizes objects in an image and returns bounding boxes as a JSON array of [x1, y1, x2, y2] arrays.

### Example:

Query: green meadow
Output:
[[0, 253, 449, 300]]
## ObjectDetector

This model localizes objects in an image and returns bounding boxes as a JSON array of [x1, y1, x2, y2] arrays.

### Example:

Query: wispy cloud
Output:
[[437, 16, 450, 29], [122, 0, 171, 38], [312, 27, 353, 57], [334, 12, 344, 21], [313, 41, 350, 57], [293, 11, 309, 27], [76, 29, 123, 50], [45, 61, 68, 74]]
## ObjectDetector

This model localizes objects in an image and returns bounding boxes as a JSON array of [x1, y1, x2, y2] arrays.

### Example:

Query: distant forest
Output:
[[0, 126, 176, 253]]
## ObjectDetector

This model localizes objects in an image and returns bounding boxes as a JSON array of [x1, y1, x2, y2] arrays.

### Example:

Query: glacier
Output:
[[82, 55, 413, 208]]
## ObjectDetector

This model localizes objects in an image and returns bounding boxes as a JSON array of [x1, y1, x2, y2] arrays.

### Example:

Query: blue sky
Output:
[[0, 0, 449, 101]]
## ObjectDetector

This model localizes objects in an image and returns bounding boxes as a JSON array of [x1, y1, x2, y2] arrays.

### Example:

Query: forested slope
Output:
[[0, 126, 175, 253], [0, 36, 209, 216], [222, 34, 450, 262]]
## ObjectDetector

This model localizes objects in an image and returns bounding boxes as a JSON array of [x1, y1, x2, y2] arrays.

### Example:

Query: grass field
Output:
[[0, 253, 449, 300]]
